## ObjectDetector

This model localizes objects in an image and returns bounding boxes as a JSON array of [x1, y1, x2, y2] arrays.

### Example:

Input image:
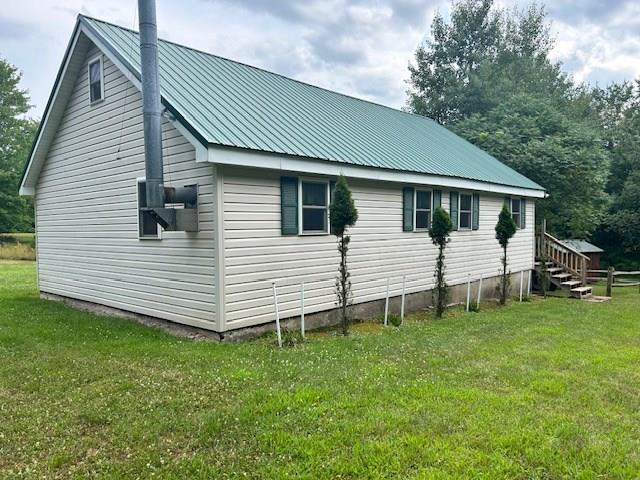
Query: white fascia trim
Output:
[[20, 22, 207, 196], [20, 26, 83, 196], [207, 145, 546, 199], [79, 24, 208, 162]]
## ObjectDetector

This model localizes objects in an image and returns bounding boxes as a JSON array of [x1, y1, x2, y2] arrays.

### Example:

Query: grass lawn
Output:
[[1, 261, 639, 479]]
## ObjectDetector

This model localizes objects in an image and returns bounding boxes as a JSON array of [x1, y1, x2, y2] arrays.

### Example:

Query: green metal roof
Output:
[[81, 16, 543, 191], [561, 240, 604, 254]]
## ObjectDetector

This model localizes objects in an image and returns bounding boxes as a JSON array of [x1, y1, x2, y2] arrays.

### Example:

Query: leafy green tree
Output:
[[428, 207, 453, 318], [407, 0, 568, 125], [330, 175, 358, 335], [495, 205, 517, 305], [407, 0, 610, 239], [454, 93, 609, 238], [0, 58, 37, 232]]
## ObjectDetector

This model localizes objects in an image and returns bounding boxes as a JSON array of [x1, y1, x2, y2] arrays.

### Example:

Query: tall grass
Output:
[[0, 233, 36, 261]]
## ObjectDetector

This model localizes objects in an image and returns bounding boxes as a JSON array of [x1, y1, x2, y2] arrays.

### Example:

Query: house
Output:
[[560, 240, 604, 270], [20, 15, 545, 336]]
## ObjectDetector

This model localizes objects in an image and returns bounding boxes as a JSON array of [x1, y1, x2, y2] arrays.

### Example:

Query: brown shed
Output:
[[561, 240, 604, 270]]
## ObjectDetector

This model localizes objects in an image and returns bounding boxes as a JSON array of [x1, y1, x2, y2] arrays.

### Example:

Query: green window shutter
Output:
[[402, 187, 414, 232], [433, 189, 442, 209], [472, 193, 480, 230], [280, 176, 298, 235], [521, 198, 526, 229], [450, 191, 459, 231], [504, 196, 512, 211]]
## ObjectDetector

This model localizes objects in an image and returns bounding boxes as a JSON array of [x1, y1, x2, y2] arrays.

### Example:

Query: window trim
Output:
[[458, 192, 473, 230], [137, 178, 161, 240], [87, 54, 105, 105], [298, 178, 330, 235], [414, 189, 432, 232], [511, 197, 522, 229]]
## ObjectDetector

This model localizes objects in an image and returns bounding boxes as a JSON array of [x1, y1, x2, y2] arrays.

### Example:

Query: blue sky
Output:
[[2, 0, 639, 118]]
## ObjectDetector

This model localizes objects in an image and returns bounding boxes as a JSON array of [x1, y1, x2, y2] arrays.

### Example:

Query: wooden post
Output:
[[300, 282, 305, 340], [272, 282, 282, 348], [400, 275, 406, 324], [606, 267, 614, 297], [384, 277, 390, 326], [581, 257, 587, 286]]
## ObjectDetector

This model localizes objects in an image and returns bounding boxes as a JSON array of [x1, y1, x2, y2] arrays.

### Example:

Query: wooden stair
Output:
[[534, 230, 593, 299], [534, 262, 593, 298]]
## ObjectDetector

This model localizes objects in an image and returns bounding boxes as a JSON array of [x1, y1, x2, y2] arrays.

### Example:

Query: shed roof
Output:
[[80, 16, 543, 191], [22, 15, 545, 195], [560, 240, 604, 254]]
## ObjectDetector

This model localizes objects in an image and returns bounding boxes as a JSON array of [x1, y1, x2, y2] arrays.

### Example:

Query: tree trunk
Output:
[[501, 244, 508, 305], [340, 232, 348, 335]]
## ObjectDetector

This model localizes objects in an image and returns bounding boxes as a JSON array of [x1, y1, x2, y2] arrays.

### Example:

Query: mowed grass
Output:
[[1, 262, 639, 479]]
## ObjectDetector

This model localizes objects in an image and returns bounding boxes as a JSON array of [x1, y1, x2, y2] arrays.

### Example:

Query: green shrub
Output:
[[280, 327, 304, 347], [387, 313, 402, 327]]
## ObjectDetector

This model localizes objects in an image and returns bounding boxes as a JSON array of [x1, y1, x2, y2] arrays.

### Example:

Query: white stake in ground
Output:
[[400, 275, 406, 324], [528, 270, 532, 296], [272, 282, 282, 348], [384, 277, 390, 326], [300, 281, 305, 340], [466, 273, 471, 312], [519, 270, 524, 302], [477, 273, 483, 310]]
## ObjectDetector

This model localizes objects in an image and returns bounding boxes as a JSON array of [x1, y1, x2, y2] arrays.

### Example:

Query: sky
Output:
[[2, 0, 639, 118]]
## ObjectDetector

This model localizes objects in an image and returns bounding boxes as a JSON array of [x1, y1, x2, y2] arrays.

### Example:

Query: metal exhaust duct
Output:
[[136, 0, 198, 232], [138, 0, 164, 210]]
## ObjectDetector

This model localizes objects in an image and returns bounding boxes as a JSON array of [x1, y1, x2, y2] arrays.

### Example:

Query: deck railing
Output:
[[536, 231, 589, 285]]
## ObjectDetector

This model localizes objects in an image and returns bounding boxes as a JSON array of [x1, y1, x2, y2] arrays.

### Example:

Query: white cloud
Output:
[[1, 0, 638, 119]]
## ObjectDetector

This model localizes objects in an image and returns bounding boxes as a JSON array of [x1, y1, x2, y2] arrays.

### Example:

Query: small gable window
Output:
[[88, 56, 104, 104]]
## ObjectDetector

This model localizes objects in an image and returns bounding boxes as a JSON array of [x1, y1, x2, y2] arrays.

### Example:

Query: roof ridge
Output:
[[79, 14, 435, 125]]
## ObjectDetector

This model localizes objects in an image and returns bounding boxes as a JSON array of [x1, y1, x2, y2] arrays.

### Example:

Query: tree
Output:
[[330, 175, 358, 335], [0, 58, 37, 232], [454, 93, 609, 238], [407, 0, 568, 125], [407, 0, 610, 239], [495, 205, 517, 305], [428, 207, 453, 318]]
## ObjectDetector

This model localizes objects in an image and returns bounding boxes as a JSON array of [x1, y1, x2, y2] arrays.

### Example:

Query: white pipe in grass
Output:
[[400, 275, 406, 324], [477, 273, 483, 310], [300, 281, 305, 340], [519, 270, 524, 302], [528, 270, 532, 296], [384, 277, 390, 326], [466, 273, 471, 312], [272, 282, 282, 348]]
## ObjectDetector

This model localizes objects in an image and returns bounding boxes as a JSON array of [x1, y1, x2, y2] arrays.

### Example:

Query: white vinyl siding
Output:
[[221, 166, 535, 330], [35, 45, 217, 329]]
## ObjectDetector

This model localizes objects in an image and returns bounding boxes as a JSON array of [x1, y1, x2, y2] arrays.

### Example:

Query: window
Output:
[[459, 193, 472, 229], [88, 56, 104, 103], [511, 198, 522, 228], [415, 190, 432, 230], [300, 180, 329, 234], [137, 180, 160, 239]]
